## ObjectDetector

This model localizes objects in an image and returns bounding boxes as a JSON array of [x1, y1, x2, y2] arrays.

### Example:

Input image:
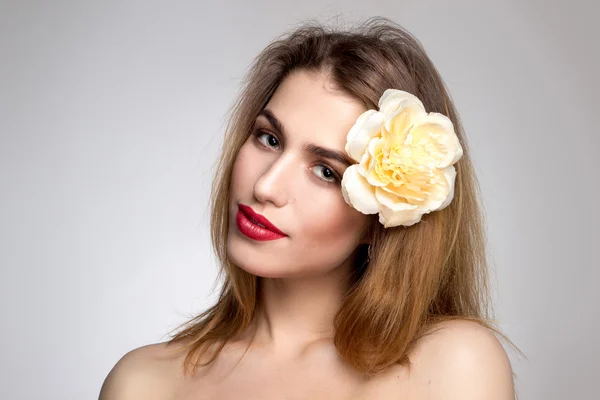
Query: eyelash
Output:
[[252, 129, 340, 185]]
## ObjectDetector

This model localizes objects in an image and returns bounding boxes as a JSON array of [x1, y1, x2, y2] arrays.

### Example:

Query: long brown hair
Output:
[[168, 16, 520, 378]]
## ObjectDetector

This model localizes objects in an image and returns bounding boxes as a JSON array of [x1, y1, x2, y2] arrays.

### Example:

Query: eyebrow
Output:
[[257, 109, 355, 167]]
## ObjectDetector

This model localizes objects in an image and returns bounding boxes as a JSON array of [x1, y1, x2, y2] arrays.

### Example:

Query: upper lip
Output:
[[238, 204, 287, 236]]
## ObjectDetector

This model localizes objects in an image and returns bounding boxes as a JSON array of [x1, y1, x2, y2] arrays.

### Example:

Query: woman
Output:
[[100, 17, 517, 399]]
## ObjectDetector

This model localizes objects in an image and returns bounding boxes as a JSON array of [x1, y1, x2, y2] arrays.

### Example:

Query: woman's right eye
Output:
[[254, 129, 280, 149]]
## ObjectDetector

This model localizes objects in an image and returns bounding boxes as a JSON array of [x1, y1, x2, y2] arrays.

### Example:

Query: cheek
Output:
[[290, 198, 367, 272], [298, 194, 366, 249]]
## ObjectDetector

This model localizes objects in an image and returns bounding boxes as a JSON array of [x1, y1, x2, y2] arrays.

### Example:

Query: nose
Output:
[[253, 153, 295, 208]]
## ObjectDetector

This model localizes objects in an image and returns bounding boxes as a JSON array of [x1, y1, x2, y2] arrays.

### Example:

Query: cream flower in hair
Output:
[[341, 89, 463, 228]]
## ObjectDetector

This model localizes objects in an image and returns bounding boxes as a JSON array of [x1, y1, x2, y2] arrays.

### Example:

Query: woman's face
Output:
[[227, 69, 371, 278]]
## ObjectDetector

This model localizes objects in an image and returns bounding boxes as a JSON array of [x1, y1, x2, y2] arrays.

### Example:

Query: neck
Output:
[[249, 259, 354, 356]]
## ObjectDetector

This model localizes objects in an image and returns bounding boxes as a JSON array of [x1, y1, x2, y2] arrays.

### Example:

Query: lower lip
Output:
[[235, 210, 287, 241]]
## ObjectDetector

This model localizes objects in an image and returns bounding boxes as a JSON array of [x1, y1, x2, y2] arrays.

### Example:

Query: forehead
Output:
[[260, 70, 367, 150]]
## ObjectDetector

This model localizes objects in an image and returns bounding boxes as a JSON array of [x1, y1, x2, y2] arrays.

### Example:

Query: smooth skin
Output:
[[99, 69, 515, 399]]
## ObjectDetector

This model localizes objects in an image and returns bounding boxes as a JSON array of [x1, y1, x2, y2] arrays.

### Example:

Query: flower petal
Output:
[[378, 89, 425, 116], [375, 187, 419, 212], [341, 165, 381, 214], [384, 105, 426, 139], [363, 138, 388, 187], [379, 204, 425, 228], [345, 110, 385, 162], [409, 112, 463, 168]]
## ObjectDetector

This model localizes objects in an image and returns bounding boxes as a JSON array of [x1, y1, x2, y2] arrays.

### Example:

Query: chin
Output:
[[229, 258, 293, 279], [226, 245, 300, 279]]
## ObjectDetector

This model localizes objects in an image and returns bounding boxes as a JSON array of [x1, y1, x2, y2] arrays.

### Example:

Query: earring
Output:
[[366, 244, 371, 264]]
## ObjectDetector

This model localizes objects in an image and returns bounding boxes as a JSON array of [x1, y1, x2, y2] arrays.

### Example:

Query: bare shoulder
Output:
[[405, 319, 515, 400], [99, 341, 186, 400]]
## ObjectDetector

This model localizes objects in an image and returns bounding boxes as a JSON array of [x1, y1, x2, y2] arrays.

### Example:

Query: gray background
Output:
[[1, 1, 598, 399]]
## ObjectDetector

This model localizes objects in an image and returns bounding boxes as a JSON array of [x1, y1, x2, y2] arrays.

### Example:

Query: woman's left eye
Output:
[[312, 165, 339, 184]]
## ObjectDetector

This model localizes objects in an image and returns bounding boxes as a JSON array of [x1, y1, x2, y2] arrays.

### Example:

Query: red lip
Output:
[[238, 204, 286, 235], [236, 204, 287, 240]]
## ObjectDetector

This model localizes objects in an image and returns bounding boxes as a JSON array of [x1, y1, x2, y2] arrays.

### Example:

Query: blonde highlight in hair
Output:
[[167, 16, 520, 379]]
